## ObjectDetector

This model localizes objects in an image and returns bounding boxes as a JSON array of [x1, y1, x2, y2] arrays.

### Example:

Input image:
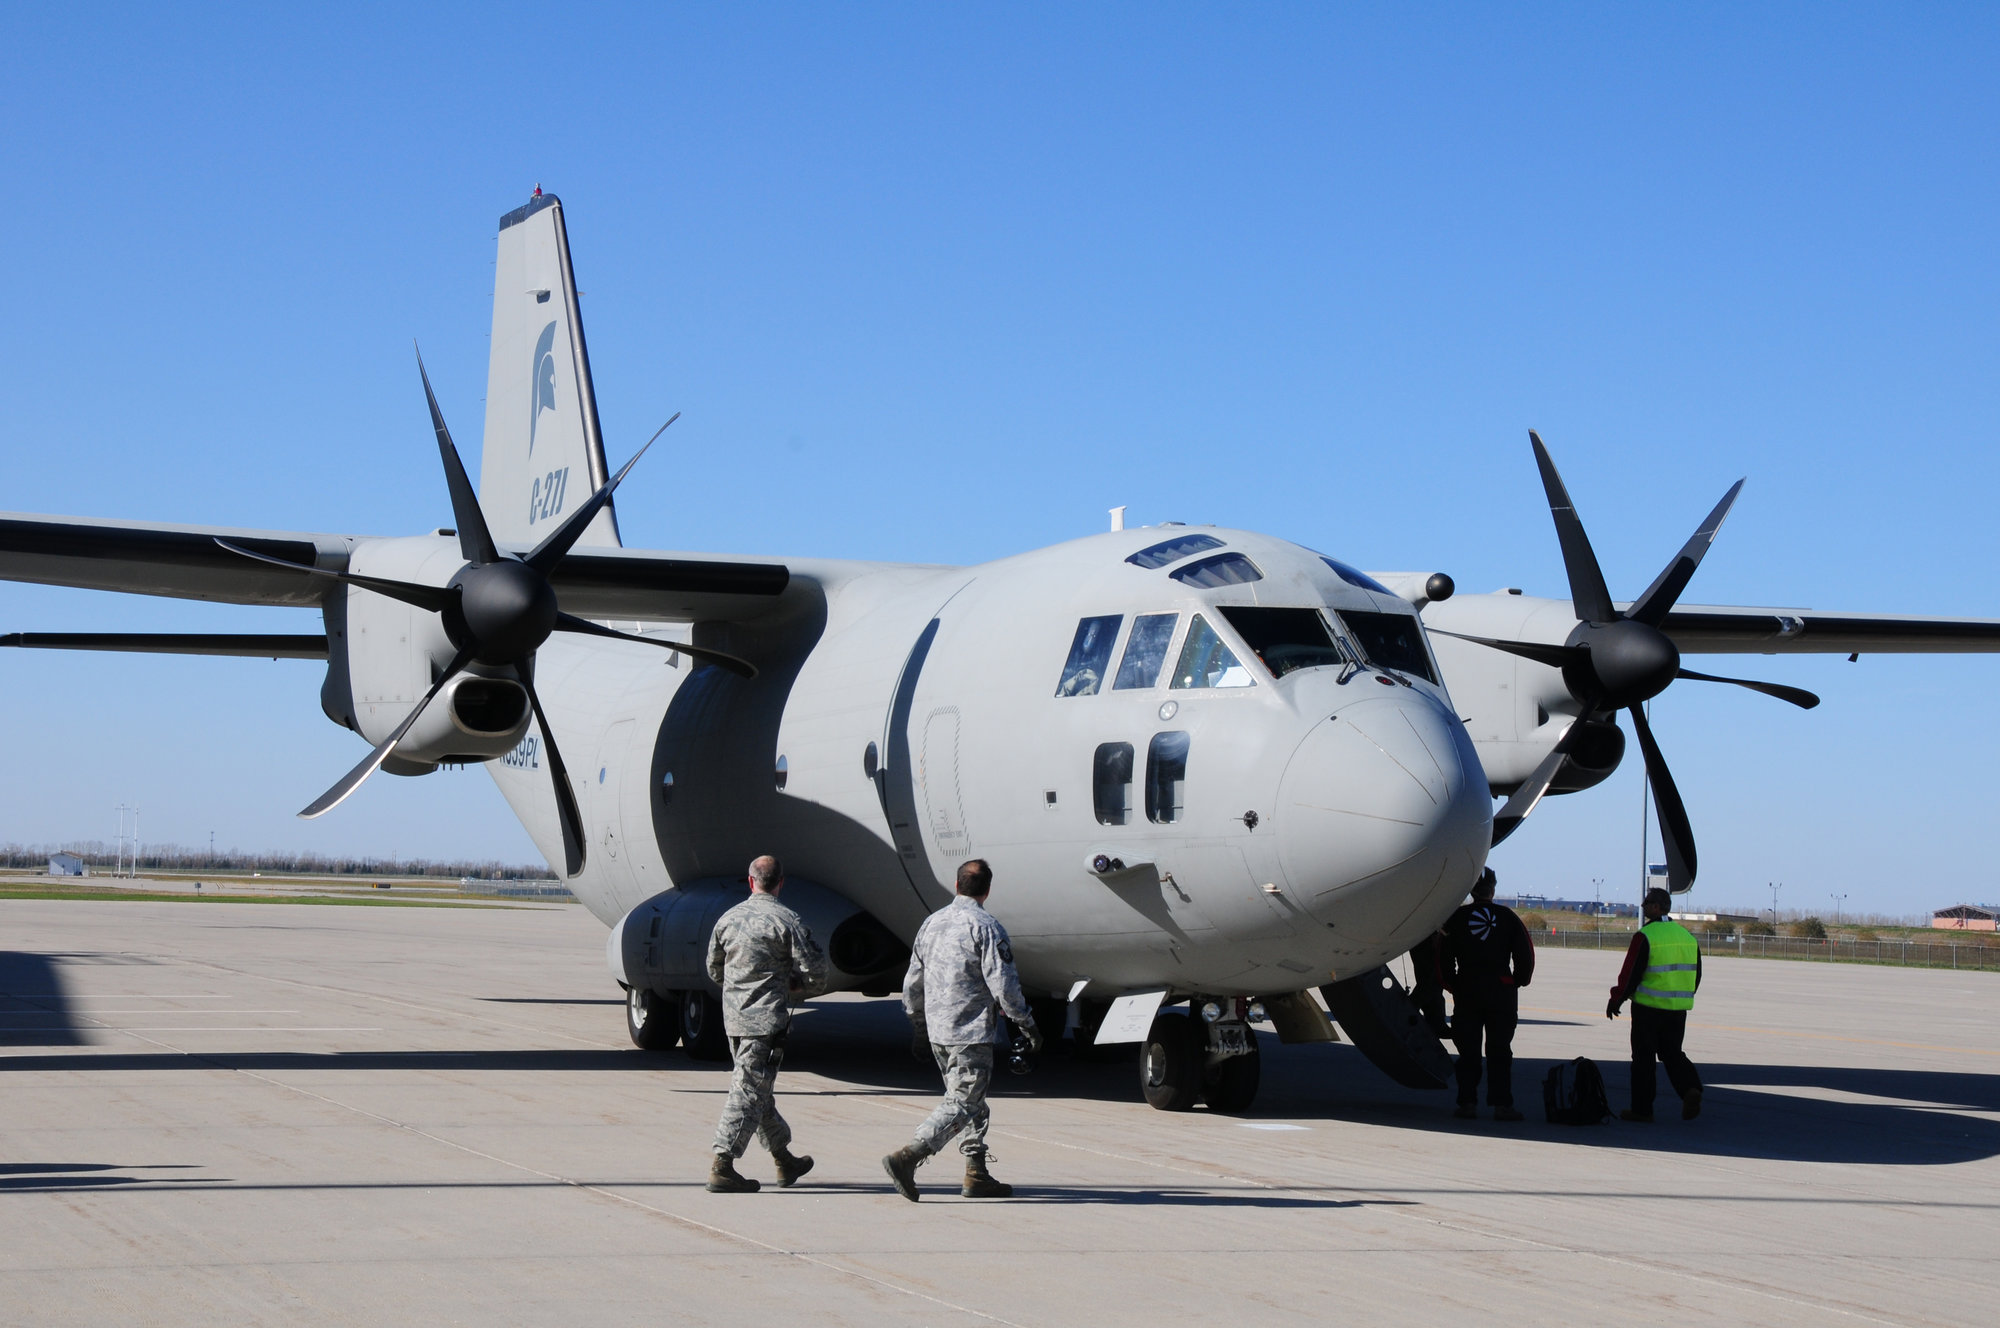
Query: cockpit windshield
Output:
[[1337, 609, 1437, 683], [1217, 606, 1350, 678], [1170, 614, 1254, 689]]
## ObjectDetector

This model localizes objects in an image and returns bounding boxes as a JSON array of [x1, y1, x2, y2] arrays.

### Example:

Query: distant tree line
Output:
[[0, 841, 555, 881]]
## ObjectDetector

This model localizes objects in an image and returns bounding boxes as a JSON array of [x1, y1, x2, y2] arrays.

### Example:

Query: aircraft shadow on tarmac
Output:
[[7, 973, 1996, 1169], [0, 1162, 213, 1194], [0, 952, 90, 1046]]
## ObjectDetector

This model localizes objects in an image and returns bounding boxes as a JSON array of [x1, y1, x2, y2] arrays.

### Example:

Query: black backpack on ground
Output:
[[1543, 1056, 1611, 1125]]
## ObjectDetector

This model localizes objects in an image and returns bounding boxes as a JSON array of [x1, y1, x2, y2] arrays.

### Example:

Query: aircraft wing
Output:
[[0, 512, 793, 621], [1660, 604, 2000, 655]]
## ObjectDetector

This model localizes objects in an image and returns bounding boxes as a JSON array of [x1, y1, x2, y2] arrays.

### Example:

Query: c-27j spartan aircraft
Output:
[[7, 192, 1999, 1111]]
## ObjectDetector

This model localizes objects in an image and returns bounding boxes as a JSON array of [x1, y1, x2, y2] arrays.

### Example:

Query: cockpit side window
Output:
[[1337, 609, 1438, 683], [1170, 614, 1254, 689], [1126, 533, 1224, 570], [1318, 555, 1394, 595], [1169, 552, 1263, 588], [1055, 615, 1122, 697], [1217, 606, 1349, 678], [1113, 613, 1179, 690], [1093, 742, 1134, 825], [1145, 731, 1190, 824]]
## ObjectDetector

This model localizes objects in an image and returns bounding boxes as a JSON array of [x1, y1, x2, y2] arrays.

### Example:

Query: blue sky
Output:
[[2, 6, 1995, 916]]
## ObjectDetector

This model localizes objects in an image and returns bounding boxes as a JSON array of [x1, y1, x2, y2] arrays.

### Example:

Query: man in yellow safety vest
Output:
[[1606, 887, 1704, 1122]]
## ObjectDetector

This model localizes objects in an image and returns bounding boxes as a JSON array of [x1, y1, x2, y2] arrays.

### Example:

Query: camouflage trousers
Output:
[[711, 1034, 793, 1159], [910, 1043, 995, 1159]]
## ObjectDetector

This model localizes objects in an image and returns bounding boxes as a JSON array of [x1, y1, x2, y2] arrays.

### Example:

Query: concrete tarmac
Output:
[[2, 900, 1995, 1327]]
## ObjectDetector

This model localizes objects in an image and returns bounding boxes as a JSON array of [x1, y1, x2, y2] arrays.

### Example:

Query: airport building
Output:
[[47, 852, 87, 877], [1932, 904, 1998, 931]]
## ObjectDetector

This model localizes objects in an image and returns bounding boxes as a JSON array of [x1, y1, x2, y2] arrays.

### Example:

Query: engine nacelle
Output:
[[317, 535, 531, 771], [607, 878, 910, 998]]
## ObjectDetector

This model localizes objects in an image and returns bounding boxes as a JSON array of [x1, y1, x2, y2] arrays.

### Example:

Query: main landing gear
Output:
[[1140, 997, 1262, 1113], [621, 985, 730, 1061]]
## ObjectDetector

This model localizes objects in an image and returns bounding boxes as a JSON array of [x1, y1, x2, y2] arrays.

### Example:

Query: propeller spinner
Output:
[[218, 350, 756, 877], [1448, 432, 1820, 890]]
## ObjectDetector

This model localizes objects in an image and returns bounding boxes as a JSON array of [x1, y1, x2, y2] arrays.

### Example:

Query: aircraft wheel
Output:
[[1140, 1012, 1201, 1111], [625, 985, 680, 1051], [679, 990, 731, 1062], [1201, 1029, 1261, 1113]]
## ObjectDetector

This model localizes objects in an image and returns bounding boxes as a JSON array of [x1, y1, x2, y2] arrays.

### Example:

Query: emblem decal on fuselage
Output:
[[528, 320, 558, 454]]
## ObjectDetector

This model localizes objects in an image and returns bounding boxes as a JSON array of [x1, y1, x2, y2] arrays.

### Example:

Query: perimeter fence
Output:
[[1529, 928, 2000, 972]]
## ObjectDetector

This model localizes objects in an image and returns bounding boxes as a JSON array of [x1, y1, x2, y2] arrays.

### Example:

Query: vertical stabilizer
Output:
[[480, 193, 620, 550]]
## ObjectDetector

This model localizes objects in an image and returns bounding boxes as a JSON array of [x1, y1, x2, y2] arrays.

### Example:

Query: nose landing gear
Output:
[[1140, 998, 1263, 1112]]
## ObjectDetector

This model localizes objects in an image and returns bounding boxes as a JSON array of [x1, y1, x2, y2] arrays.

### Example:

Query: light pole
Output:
[[1770, 881, 1784, 927], [1831, 892, 1847, 927], [1592, 877, 1604, 916]]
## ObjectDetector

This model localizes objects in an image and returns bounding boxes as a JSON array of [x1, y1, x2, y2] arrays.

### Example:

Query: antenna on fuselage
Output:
[[1109, 506, 1126, 532]]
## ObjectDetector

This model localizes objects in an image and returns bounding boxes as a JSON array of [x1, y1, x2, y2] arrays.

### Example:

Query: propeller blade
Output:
[[1428, 628, 1581, 671], [1627, 704, 1696, 891], [525, 413, 680, 575], [417, 346, 501, 566], [518, 665, 586, 877], [300, 647, 474, 818], [1490, 720, 1578, 846], [1626, 479, 1745, 627], [1529, 431, 1617, 624], [552, 612, 758, 678], [214, 539, 451, 613], [1675, 667, 1820, 710]]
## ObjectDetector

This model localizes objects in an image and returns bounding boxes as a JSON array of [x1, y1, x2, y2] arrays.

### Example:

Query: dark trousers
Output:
[[1450, 994, 1517, 1107], [1629, 1003, 1702, 1113]]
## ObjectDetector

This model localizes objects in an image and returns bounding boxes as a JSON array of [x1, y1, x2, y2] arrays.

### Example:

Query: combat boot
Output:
[[881, 1144, 925, 1202], [707, 1153, 760, 1193], [773, 1147, 814, 1187], [961, 1149, 1013, 1199]]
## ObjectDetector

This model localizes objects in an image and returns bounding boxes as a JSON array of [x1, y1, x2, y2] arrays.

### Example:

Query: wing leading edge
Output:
[[0, 513, 792, 622]]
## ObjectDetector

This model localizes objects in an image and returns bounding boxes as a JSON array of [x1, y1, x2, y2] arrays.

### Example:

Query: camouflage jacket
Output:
[[705, 892, 828, 1038], [903, 896, 1033, 1046]]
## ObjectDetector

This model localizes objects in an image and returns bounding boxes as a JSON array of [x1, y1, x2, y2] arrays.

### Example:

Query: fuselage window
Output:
[[1217, 606, 1349, 678], [1056, 615, 1122, 696], [1169, 552, 1263, 588], [1113, 613, 1179, 690], [1126, 532, 1224, 570], [1146, 730, 1190, 824], [1338, 609, 1438, 683], [1093, 741, 1135, 825], [1319, 555, 1394, 595], [1170, 614, 1254, 689]]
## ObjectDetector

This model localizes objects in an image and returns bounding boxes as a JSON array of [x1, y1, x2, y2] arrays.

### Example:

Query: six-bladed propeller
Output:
[[1445, 432, 1820, 891], [218, 349, 756, 877]]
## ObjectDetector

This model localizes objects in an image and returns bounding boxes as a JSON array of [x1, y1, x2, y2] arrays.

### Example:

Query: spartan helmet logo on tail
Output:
[[529, 320, 558, 455]]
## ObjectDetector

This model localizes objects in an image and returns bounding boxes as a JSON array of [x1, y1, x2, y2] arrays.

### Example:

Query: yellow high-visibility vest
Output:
[[1633, 918, 1698, 1011]]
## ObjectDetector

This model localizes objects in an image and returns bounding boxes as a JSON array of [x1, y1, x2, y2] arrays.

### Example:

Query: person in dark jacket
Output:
[[1440, 868, 1535, 1121]]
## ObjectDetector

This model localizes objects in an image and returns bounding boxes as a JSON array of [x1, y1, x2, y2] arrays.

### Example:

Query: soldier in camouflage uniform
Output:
[[704, 854, 829, 1193], [882, 858, 1042, 1201]]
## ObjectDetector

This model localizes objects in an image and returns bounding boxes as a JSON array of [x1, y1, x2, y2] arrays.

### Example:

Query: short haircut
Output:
[[1471, 868, 1496, 900], [748, 855, 784, 890], [955, 859, 992, 896], [1644, 887, 1672, 914]]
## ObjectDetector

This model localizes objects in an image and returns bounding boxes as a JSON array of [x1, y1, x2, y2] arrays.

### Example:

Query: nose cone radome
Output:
[[1276, 692, 1491, 949]]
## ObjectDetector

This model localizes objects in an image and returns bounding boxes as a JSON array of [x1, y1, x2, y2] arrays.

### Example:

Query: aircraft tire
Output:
[[625, 985, 681, 1051], [679, 990, 731, 1062], [1200, 1030, 1261, 1114], [1140, 1012, 1202, 1111]]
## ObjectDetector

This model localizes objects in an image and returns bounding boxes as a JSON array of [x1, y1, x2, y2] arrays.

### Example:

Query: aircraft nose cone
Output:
[[1276, 692, 1491, 948]]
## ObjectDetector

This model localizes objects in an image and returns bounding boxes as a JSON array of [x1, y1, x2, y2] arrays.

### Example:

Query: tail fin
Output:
[[479, 192, 621, 550]]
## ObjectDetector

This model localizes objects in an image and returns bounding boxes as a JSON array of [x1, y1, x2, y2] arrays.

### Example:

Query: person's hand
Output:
[[1605, 997, 1623, 1020], [1025, 1020, 1045, 1054]]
